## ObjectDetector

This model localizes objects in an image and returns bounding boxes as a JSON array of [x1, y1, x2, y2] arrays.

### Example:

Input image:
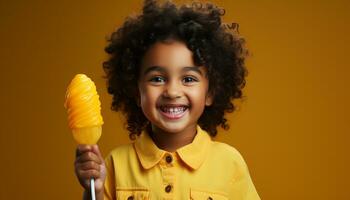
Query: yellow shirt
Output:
[[104, 126, 260, 200]]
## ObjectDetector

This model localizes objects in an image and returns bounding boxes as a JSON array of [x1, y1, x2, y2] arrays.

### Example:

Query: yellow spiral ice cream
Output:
[[64, 74, 103, 144]]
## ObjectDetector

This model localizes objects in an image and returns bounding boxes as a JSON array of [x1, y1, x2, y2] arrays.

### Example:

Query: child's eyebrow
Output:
[[143, 66, 203, 76], [143, 66, 166, 75], [182, 66, 203, 76]]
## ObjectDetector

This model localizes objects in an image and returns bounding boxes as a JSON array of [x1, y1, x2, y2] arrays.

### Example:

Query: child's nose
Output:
[[162, 81, 182, 99]]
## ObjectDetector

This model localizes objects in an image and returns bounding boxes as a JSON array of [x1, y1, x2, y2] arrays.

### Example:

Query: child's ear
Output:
[[205, 92, 214, 106]]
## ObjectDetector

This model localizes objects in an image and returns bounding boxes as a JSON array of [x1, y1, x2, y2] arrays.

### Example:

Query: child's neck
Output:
[[149, 124, 197, 152]]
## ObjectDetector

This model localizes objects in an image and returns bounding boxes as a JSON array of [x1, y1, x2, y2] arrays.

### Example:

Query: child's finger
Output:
[[76, 151, 102, 164], [76, 160, 101, 171], [75, 144, 93, 157], [79, 169, 101, 180], [77, 170, 100, 190]]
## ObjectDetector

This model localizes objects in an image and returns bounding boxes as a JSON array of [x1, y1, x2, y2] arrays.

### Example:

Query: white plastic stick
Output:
[[91, 178, 96, 200]]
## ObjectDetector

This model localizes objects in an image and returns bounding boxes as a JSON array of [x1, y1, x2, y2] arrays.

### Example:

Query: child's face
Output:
[[138, 40, 213, 134]]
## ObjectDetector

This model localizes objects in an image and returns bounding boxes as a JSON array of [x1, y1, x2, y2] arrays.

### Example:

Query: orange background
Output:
[[1, 0, 349, 199]]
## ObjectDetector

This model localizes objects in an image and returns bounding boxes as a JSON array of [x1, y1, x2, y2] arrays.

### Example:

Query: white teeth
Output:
[[161, 106, 187, 115]]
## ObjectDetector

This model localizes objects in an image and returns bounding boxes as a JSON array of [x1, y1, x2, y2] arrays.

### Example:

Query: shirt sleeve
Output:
[[228, 151, 261, 200], [104, 154, 116, 200]]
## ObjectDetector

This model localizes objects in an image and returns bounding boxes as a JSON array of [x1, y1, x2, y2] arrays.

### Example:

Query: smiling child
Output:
[[74, 0, 260, 199]]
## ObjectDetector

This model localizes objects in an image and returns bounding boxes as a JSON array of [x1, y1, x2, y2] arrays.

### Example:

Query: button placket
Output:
[[160, 153, 176, 198]]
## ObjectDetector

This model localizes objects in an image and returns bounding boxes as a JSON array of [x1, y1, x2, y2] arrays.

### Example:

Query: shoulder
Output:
[[209, 140, 248, 168], [210, 141, 244, 159], [104, 143, 136, 163], [109, 143, 134, 155]]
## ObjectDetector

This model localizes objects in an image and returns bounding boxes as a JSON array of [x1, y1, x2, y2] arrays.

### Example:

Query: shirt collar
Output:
[[133, 125, 212, 170]]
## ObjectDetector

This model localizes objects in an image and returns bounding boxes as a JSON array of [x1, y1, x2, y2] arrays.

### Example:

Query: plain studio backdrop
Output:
[[0, 0, 349, 199]]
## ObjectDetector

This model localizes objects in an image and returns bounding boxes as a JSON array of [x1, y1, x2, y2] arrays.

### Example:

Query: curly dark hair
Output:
[[103, 0, 248, 139]]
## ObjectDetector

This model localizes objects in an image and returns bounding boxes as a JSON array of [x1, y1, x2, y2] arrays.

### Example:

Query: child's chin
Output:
[[159, 123, 189, 134]]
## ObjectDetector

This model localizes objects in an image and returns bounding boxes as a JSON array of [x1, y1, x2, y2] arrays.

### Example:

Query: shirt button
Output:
[[165, 155, 173, 163], [127, 196, 134, 200], [165, 184, 172, 193]]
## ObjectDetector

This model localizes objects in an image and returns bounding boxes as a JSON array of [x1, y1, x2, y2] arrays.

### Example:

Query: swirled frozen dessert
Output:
[[64, 74, 103, 144]]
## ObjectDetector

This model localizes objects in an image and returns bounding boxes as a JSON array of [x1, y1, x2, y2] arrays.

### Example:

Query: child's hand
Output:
[[75, 144, 106, 197]]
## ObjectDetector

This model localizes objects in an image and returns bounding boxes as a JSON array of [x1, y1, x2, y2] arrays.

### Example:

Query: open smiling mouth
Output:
[[159, 105, 189, 120]]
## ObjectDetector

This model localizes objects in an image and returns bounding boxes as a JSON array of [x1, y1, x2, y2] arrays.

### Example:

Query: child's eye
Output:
[[149, 76, 166, 83], [183, 76, 198, 83]]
